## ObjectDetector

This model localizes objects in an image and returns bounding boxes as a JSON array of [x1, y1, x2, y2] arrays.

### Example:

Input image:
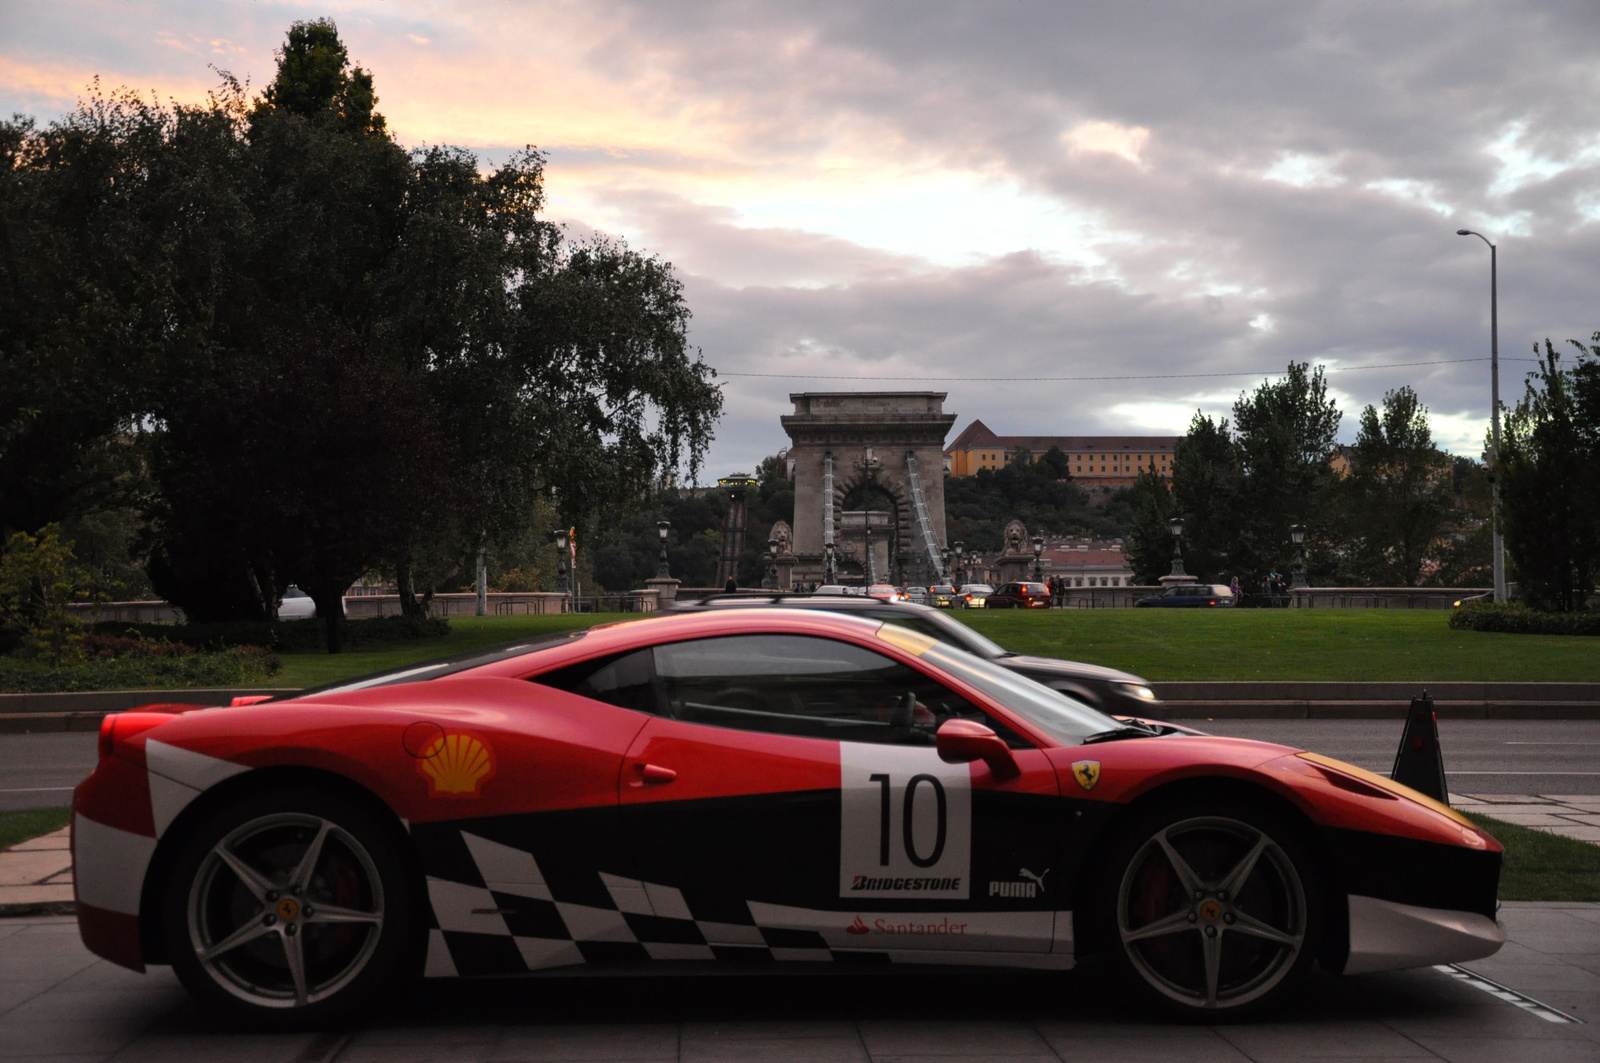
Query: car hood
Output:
[[1002, 654, 1149, 686]]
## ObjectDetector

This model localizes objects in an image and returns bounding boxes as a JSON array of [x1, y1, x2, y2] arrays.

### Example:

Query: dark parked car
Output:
[[677, 594, 1166, 718], [986, 581, 1052, 609], [1135, 583, 1235, 608]]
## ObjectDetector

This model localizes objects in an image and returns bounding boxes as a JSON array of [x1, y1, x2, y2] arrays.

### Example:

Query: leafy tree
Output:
[[254, 18, 385, 136], [1123, 463, 1176, 584], [6, 20, 723, 648], [1498, 339, 1600, 611], [1169, 412, 1242, 582], [1342, 387, 1454, 586], [944, 447, 1089, 552], [1231, 362, 1342, 581], [0, 525, 101, 666]]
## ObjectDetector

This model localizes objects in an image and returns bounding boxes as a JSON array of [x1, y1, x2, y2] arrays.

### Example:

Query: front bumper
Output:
[[1344, 895, 1504, 974]]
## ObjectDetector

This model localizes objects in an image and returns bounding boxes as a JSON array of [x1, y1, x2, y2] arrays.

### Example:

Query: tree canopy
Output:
[[0, 20, 722, 648]]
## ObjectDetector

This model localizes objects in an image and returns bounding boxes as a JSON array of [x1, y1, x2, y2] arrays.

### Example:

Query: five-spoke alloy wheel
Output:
[[163, 786, 418, 1029], [1099, 801, 1323, 1018]]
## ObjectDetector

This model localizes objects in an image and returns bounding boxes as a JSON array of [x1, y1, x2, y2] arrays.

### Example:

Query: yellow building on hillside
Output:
[[945, 420, 1178, 486]]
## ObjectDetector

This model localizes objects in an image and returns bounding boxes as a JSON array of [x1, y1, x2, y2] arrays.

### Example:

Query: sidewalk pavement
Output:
[[0, 903, 1595, 1062], [0, 826, 72, 915], [1455, 793, 1600, 842]]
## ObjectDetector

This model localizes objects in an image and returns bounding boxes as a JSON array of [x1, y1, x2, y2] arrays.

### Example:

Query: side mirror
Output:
[[936, 718, 1020, 780]]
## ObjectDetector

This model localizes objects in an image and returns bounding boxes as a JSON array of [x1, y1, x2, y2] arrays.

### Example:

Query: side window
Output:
[[652, 635, 1027, 747], [533, 649, 660, 715]]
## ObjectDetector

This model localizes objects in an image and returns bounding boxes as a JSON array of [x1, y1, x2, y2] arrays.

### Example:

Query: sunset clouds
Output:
[[7, 1, 1600, 475]]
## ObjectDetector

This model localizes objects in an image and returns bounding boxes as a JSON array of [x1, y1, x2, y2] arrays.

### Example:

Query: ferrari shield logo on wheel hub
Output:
[[1071, 760, 1101, 791]]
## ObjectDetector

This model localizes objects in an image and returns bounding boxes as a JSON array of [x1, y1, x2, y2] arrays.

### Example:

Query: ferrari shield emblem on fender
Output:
[[1071, 760, 1101, 792]]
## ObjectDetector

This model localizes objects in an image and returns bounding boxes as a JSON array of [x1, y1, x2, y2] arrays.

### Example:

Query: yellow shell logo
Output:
[[418, 733, 496, 797]]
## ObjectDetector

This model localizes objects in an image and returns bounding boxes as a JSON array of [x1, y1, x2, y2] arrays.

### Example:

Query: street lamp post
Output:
[[1290, 524, 1308, 590], [656, 521, 672, 579], [1457, 228, 1507, 604], [764, 538, 779, 590], [1031, 535, 1045, 582], [940, 547, 950, 584], [824, 541, 837, 585], [1168, 517, 1186, 578], [552, 528, 571, 612], [953, 541, 965, 586]]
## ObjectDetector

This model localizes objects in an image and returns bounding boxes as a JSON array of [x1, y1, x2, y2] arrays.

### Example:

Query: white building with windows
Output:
[[1041, 539, 1136, 588]]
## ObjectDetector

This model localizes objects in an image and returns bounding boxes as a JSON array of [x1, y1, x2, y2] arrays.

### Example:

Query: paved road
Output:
[[0, 904, 1595, 1061], [1203, 719, 1600, 796], [3, 720, 1600, 811]]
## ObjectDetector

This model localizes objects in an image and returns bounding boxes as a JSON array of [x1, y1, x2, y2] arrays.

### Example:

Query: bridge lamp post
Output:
[[1290, 524, 1308, 590], [764, 537, 778, 590], [940, 547, 950, 584], [1456, 228, 1507, 604], [824, 541, 837, 585], [1168, 517, 1186, 579], [655, 521, 672, 579], [1031, 535, 1045, 582], [953, 541, 965, 586], [552, 528, 571, 611]]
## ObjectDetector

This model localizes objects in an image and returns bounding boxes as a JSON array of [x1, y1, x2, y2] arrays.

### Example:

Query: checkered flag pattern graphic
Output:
[[424, 830, 834, 977]]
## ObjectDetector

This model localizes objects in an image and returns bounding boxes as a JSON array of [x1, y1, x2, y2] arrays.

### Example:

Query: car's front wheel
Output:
[[1095, 798, 1324, 1019], [161, 784, 420, 1029]]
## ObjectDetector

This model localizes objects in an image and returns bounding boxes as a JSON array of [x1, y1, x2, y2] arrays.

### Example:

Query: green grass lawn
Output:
[[960, 609, 1600, 681], [1475, 815, 1600, 902], [274, 614, 606, 688], [0, 807, 71, 851], [10, 608, 1594, 693]]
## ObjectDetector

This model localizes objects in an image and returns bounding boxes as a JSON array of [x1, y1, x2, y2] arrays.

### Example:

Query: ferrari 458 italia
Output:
[[71, 610, 1503, 1028]]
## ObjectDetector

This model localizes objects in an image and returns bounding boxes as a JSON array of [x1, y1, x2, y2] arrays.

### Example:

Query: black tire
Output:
[[161, 782, 421, 1030], [1092, 796, 1325, 1020]]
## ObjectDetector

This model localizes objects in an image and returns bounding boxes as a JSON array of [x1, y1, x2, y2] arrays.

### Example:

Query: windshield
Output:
[[279, 630, 589, 701], [919, 641, 1121, 745], [874, 608, 1009, 660]]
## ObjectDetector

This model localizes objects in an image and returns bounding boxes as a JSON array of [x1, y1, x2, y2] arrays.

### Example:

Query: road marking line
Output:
[[1435, 964, 1580, 1024]]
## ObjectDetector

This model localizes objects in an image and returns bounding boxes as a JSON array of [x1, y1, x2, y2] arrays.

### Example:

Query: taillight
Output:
[[97, 710, 179, 763]]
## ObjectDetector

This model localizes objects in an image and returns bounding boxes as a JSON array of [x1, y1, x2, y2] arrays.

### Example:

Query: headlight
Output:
[[1118, 683, 1157, 701]]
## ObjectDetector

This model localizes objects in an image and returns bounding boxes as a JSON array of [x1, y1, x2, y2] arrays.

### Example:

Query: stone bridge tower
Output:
[[781, 393, 957, 587]]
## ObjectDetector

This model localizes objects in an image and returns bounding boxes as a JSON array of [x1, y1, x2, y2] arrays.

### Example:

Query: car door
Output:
[[616, 632, 1064, 963]]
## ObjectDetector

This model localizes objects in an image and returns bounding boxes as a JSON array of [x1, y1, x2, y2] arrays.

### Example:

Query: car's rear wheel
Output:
[[1096, 798, 1323, 1019], [161, 784, 419, 1029]]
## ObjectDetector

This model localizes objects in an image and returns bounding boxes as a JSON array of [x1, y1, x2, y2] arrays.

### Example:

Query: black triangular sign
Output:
[[1391, 690, 1449, 805]]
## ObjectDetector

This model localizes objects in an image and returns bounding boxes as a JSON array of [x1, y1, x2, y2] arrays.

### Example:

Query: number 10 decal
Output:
[[840, 744, 971, 899]]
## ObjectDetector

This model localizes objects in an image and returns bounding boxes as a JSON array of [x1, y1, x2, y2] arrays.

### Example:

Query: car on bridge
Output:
[[958, 583, 994, 608], [1135, 584, 1235, 608], [72, 609, 1505, 1027], [986, 581, 1052, 609]]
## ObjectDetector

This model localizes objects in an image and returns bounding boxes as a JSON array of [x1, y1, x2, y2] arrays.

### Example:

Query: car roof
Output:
[[287, 609, 898, 701]]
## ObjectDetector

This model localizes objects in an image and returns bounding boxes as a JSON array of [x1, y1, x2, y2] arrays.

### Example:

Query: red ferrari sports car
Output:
[[71, 609, 1503, 1027]]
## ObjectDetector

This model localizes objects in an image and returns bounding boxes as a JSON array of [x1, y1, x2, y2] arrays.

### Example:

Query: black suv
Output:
[[674, 594, 1166, 719]]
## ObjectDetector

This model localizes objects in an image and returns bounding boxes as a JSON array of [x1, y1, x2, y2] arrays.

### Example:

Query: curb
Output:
[[1160, 701, 1600, 720]]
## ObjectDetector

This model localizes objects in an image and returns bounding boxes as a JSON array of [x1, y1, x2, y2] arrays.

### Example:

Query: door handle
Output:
[[636, 763, 677, 785]]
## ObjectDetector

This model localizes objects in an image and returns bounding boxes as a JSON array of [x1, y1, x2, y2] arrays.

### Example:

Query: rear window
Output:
[[1021, 583, 1047, 592]]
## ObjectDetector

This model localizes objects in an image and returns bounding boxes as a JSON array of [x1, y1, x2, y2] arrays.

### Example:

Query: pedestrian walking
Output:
[[1229, 575, 1241, 602], [724, 577, 737, 594]]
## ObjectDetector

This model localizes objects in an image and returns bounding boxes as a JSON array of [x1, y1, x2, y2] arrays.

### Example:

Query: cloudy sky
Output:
[[7, 1, 1599, 477]]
